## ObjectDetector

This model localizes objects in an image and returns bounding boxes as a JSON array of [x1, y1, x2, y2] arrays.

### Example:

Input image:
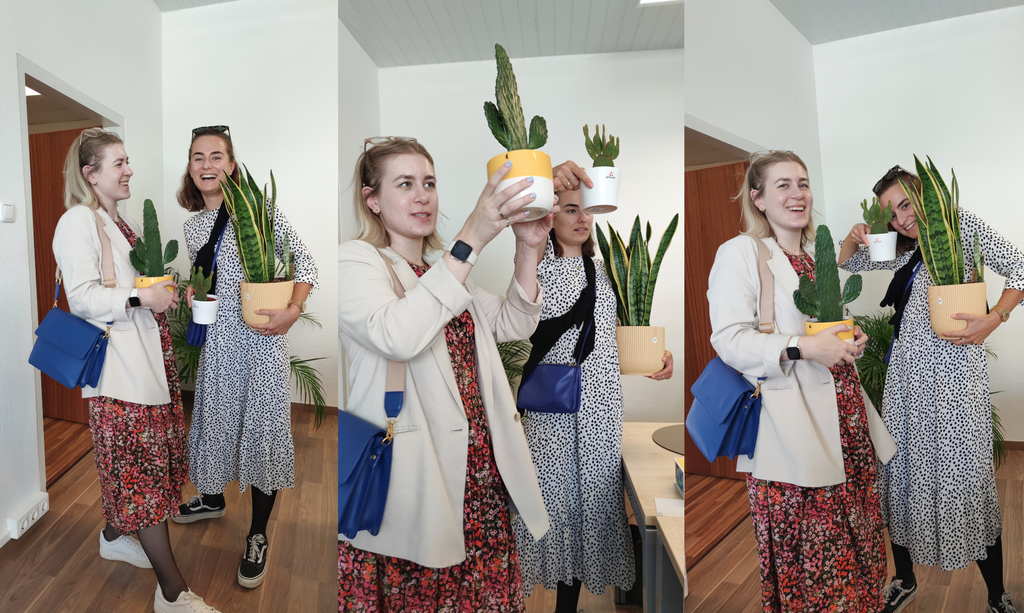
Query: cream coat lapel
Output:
[[380, 247, 466, 417], [762, 237, 800, 300], [96, 207, 134, 265]]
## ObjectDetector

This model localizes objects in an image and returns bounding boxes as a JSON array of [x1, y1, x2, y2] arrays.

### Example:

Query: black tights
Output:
[[103, 521, 187, 602], [891, 537, 1005, 602], [555, 579, 583, 613], [197, 486, 278, 536]]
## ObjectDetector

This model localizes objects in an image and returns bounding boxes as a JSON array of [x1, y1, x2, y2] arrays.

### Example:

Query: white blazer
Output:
[[338, 240, 549, 568], [707, 234, 896, 487], [52, 205, 170, 405]]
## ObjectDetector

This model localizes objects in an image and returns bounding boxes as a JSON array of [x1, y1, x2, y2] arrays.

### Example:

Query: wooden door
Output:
[[31, 127, 98, 424], [684, 161, 748, 479]]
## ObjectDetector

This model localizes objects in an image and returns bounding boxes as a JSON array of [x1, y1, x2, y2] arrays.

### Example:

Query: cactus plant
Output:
[[483, 44, 547, 151], [899, 156, 965, 286], [221, 165, 291, 284], [129, 198, 178, 278], [584, 124, 620, 167], [189, 265, 213, 302], [595, 214, 679, 326], [860, 197, 893, 234], [793, 225, 863, 322]]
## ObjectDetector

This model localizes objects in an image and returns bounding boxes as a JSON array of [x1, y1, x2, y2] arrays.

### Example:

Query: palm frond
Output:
[[497, 340, 532, 394], [290, 356, 327, 428]]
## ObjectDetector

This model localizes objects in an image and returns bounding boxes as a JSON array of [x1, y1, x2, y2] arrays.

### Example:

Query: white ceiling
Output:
[[338, 0, 684, 68], [768, 0, 1024, 44], [151, 0, 239, 11]]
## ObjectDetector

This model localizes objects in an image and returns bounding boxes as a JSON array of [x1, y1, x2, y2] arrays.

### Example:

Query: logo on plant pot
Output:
[[606, 171, 616, 179]]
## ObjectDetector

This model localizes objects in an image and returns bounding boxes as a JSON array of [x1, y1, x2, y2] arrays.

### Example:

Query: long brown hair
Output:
[[63, 128, 123, 210], [873, 166, 921, 257], [176, 128, 241, 212], [737, 150, 816, 248]]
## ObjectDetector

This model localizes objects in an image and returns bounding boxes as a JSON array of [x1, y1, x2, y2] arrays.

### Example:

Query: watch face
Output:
[[786, 346, 801, 360], [451, 240, 473, 262]]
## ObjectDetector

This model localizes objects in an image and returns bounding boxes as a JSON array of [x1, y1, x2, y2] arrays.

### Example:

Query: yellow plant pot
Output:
[[616, 326, 666, 376], [486, 150, 554, 222], [135, 275, 174, 292], [804, 318, 855, 341], [928, 282, 987, 337], [240, 280, 294, 327]]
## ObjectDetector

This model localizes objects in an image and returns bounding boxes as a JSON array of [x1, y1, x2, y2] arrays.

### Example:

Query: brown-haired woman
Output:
[[338, 136, 552, 612], [707, 150, 895, 612], [53, 128, 221, 613], [172, 126, 318, 590], [839, 165, 1024, 613]]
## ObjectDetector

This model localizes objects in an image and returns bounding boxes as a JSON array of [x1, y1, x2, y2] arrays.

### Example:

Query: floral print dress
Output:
[[88, 218, 188, 534], [746, 253, 886, 613], [338, 263, 525, 613]]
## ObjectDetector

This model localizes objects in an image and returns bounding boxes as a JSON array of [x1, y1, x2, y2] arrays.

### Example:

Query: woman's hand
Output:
[[847, 223, 872, 247], [552, 160, 593, 192], [251, 304, 301, 336], [645, 350, 674, 380], [798, 323, 859, 367], [184, 285, 195, 308], [943, 311, 1001, 346], [139, 280, 179, 314], [456, 162, 539, 253], [512, 206, 559, 250]]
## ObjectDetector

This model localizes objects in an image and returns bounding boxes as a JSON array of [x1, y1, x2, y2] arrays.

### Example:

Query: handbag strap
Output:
[[377, 249, 408, 443], [755, 237, 775, 334], [572, 322, 592, 366]]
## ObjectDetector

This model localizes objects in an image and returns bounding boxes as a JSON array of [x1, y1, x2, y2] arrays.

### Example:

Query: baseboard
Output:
[[0, 529, 11, 550], [1003, 441, 1024, 451]]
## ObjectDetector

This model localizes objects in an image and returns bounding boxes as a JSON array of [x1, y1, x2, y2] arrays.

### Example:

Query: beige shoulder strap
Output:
[[755, 237, 775, 334], [377, 250, 407, 395], [56, 206, 116, 291]]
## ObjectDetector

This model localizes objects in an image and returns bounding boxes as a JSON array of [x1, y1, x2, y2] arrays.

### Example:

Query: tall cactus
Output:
[[900, 155, 964, 286], [860, 197, 893, 234], [583, 124, 620, 167], [483, 44, 547, 151], [793, 225, 862, 322], [129, 199, 178, 278]]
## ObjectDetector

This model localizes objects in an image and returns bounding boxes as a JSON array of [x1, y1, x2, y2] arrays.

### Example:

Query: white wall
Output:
[[377, 49, 685, 422], [0, 0, 163, 546], [814, 6, 1024, 440], [162, 0, 339, 407]]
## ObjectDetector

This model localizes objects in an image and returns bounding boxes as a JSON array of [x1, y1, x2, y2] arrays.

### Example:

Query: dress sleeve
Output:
[[961, 209, 1024, 304], [838, 238, 902, 273], [183, 215, 204, 266], [274, 209, 319, 290]]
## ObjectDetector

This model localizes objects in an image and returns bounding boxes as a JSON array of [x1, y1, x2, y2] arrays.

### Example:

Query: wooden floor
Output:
[[0, 406, 338, 613], [526, 584, 642, 612], [684, 473, 748, 570], [685, 450, 1024, 612], [43, 418, 94, 488]]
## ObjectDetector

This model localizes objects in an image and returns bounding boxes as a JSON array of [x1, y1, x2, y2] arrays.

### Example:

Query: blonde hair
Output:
[[738, 150, 815, 248], [63, 128, 123, 210], [353, 138, 444, 256]]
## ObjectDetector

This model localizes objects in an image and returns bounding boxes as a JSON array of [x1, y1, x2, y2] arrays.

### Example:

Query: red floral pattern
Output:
[[87, 219, 188, 534], [746, 253, 886, 613], [339, 263, 525, 613]]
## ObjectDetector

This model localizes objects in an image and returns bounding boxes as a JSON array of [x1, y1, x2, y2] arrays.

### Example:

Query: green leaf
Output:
[[484, 101, 511, 150], [290, 356, 327, 428], [642, 214, 678, 326], [527, 115, 547, 150], [608, 228, 631, 325], [163, 240, 178, 266], [583, 125, 597, 159], [494, 44, 528, 151], [841, 274, 863, 307], [626, 240, 645, 326], [797, 274, 818, 311], [793, 288, 818, 319]]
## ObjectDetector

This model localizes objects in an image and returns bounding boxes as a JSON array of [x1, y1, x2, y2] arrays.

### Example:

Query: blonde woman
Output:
[[53, 128, 220, 613]]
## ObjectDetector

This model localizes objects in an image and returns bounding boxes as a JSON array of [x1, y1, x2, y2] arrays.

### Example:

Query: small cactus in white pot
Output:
[[189, 265, 219, 325], [580, 124, 621, 214]]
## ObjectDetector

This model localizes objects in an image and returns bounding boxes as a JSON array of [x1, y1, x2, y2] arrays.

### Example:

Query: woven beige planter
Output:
[[616, 326, 665, 376], [240, 280, 294, 327], [928, 282, 987, 337]]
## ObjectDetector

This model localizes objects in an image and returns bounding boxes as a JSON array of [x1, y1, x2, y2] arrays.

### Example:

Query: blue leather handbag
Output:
[[517, 324, 591, 414], [686, 357, 765, 462], [29, 293, 111, 390]]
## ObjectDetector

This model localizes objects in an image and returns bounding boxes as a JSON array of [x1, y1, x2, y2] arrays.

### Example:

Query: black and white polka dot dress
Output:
[[841, 209, 1024, 570], [512, 238, 635, 595], [183, 206, 318, 495]]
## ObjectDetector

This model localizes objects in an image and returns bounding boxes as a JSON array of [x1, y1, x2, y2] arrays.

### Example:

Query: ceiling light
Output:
[[638, 0, 683, 6], [26, 86, 40, 96]]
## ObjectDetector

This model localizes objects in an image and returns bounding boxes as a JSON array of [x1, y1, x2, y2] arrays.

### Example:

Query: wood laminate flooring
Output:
[[526, 585, 642, 612], [684, 473, 749, 571], [43, 418, 93, 488], [685, 450, 1024, 613], [0, 405, 338, 613]]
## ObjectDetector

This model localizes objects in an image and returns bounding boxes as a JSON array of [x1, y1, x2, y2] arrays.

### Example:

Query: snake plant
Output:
[[483, 44, 547, 151], [899, 156, 965, 286], [129, 199, 178, 277], [220, 165, 290, 284], [595, 214, 679, 327], [584, 124, 619, 167], [793, 224, 863, 322]]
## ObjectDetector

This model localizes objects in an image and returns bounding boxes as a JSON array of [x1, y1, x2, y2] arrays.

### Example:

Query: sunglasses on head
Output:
[[192, 125, 230, 139], [363, 136, 417, 152], [872, 165, 914, 195]]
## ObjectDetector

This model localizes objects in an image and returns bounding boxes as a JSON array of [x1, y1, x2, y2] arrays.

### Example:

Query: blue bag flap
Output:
[[690, 357, 755, 426], [338, 410, 388, 483], [34, 308, 106, 360], [517, 364, 581, 413]]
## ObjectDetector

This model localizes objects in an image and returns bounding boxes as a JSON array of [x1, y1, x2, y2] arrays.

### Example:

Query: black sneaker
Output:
[[171, 495, 226, 524], [882, 578, 918, 613], [237, 534, 268, 589], [991, 592, 1019, 613]]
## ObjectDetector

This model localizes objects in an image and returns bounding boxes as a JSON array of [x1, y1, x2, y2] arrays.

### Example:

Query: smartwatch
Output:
[[128, 288, 141, 308], [447, 240, 478, 266], [786, 336, 802, 360]]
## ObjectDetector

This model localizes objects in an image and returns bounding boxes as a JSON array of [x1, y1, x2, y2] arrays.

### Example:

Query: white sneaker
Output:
[[98, 529, 152, 568], [154, 586, 221, 613]]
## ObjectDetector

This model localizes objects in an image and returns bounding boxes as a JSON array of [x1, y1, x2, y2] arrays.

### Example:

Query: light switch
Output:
[[1, 203, 14, 223]]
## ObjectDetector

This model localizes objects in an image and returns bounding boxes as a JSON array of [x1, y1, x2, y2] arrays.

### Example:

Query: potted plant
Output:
[[188, 265, 218, 325], [580, 124, 620, 214], [129, 199, 178, 292], [793, 224, 863, 340], [898, 156, 986, 337], [221, 166, 293, 327], [595, 214, 679, 375], [860, 197, 897, 261], [483, 43, 553, 222]]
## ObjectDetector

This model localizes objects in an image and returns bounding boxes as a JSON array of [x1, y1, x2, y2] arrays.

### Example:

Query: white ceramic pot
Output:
[[581, 166, 620, 214], [191, 294, 219, 325], [866, 231, 898, 261]]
